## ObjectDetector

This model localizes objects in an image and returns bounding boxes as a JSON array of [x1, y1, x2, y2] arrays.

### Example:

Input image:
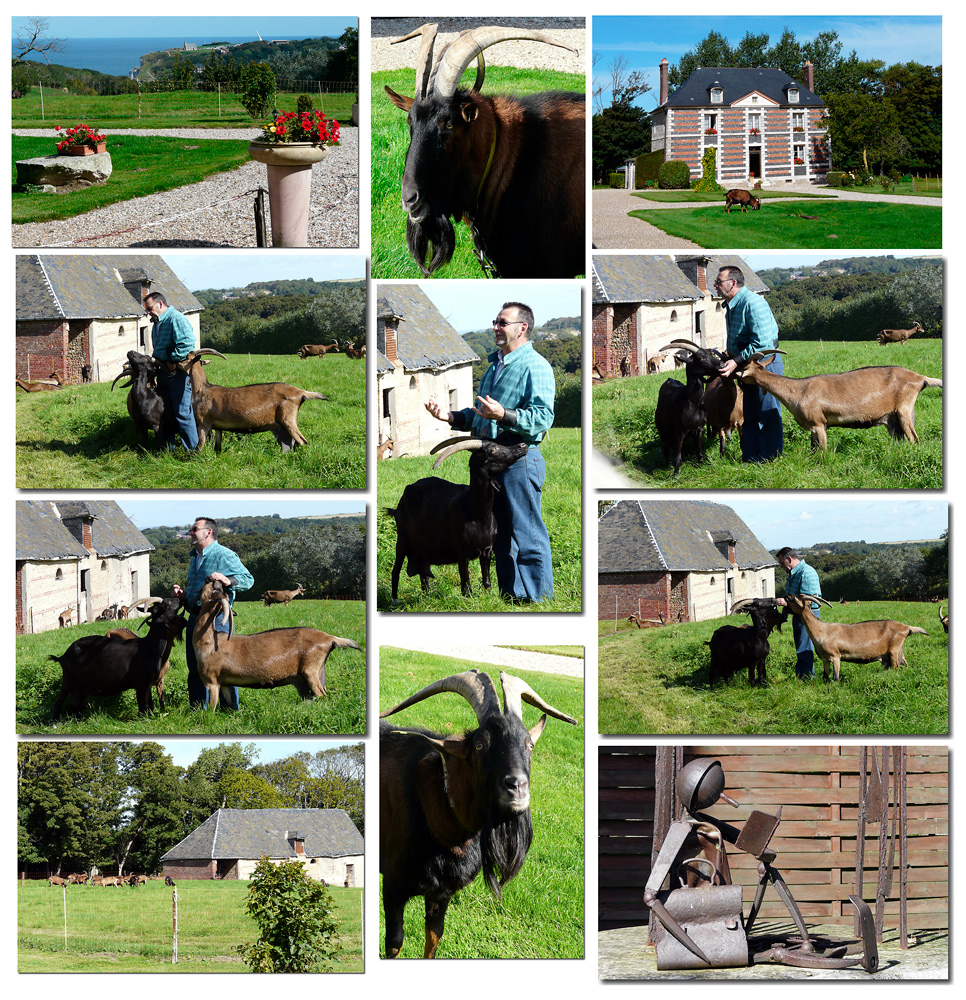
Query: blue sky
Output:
[[121, 500, 364, 530], [163, 253, 365, 292], [144, 739, 358, 769], [744, 252, 939, 272], [593, 16, 942, 111], [11, 16, 355, 39]]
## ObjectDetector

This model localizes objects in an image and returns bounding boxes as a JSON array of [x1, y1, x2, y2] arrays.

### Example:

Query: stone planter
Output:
[[16, 152, 112, 192], [248, 141, 328, 247], [61, 141, 107, 156]]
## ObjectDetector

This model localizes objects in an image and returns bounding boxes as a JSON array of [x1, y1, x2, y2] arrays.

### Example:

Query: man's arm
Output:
[[169, 310, 196, 361]]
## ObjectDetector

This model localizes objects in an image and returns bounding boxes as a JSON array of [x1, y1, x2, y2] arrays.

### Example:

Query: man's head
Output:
[[144, 292, 168, 318], [493, 301, 534, 355], [775, 546, 801, 572], [190, 517, 218, 550], [714, 266, 745, 301]]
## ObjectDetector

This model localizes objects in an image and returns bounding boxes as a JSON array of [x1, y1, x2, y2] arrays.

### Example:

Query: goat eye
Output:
[[475, 742, 483, 751]]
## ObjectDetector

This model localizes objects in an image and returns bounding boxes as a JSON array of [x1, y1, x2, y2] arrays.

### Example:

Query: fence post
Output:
[[172, 888, 178, 964], [63, 884, 67, 951]]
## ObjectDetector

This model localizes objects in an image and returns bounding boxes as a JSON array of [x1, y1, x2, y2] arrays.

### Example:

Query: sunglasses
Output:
[[493, 318, 524, 328]]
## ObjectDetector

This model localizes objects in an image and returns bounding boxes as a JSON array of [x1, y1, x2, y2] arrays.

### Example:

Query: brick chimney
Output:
[[660, 58, 669, 106], [803, 60, 814, 93]]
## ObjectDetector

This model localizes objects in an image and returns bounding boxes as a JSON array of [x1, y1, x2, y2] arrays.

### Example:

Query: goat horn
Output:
[[730, 599, 755, 614], [748, 350, 788, 364], [499, 672, 578, 726], [380, 669, 501, 725], [800, 593, 833, 607], [430, 435, 476, 454], [432, 26, 577, 99], [392, 22, 439, 100], [110, 366, 133, 391], [432, 438, 484, 469]]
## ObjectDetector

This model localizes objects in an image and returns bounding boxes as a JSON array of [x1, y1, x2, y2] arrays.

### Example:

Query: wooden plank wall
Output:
[[599, 745, 948, 931]]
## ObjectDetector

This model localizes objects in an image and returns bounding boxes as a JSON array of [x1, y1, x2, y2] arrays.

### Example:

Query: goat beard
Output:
[[407, 213, 456, 276], [480, 807, 534, 900]]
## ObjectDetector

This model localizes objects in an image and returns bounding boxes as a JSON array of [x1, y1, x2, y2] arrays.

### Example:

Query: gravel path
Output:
[[383, 643, 584, 678], [12, 127, 358, 248]]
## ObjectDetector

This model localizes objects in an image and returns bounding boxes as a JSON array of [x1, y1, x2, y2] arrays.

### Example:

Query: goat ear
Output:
[[385, 85, 414, 112], [529, 714, 548, 746], [460, 101, 479, 123], [418, 732, 473, 760]]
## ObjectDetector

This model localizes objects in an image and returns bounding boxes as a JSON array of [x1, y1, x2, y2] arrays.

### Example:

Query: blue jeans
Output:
[[741, 352, 783, 462], [493, 447, 554, 602], [158, 369, 199, 449], [793, 606, 820, 678], [186, 612, 239, 709]]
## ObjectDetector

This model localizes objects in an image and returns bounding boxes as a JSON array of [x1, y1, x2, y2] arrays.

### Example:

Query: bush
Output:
[[658, 159, 692, 189], [554, 373, 582, 428], [693, 146, 723, 193], [635, 149, 665, 189], [826, 171, 847, 187], [239, 62, 277, 120], [609, 172, 624, 188], [296, 93, 314, 115]]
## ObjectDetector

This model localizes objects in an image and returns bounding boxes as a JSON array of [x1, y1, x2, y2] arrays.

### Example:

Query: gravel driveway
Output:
[[383, 643, 584, 678]]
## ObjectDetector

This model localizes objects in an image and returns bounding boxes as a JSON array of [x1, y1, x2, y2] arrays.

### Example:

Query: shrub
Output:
[[693, 146, 723, 192], [296, 93, 314, 115], [658, 159, 692, 189], [609, 172, 624, 188], [635, 149, 665, 189], [826, 171, 847, 188], [239, 62, 277, 120], [554, 372, 582, 428]]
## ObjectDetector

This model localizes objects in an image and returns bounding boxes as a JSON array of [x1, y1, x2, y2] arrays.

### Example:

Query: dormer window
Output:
[[710, 86, 723, 104], [788, 87, 800, 104], [751, 95, 759, 104]]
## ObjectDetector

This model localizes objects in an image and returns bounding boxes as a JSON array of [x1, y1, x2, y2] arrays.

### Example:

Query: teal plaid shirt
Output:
[[786, 558, 822, 611], [724, 285, 779, 364], [452, 341, 555, 446], [152, 306, 196, 362]]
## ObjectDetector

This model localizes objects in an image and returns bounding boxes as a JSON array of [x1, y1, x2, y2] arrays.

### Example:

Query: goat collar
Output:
[[464, 120, 501, 279], [476, 117, 498, 204], [440, 755, 476, 832]]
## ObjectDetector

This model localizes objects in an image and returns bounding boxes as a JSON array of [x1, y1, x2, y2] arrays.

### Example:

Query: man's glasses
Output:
[[493, 318, 524, 328], [189, 526, 206, 534]]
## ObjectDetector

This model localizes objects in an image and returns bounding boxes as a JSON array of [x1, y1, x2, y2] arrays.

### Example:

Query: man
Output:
[[714, 265, 783, 462], [425, 301, 555, 602], [173, 517, 253, 708], [144, 291, 199, 450], [775, 547, 822, 680]]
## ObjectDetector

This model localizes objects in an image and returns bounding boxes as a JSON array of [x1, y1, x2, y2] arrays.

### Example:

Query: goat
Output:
[[876, 321, 923, 346], [380, 668, 578, 958], [627, 612, 665, 629], [95, 603, 120, 621], [16, 372, 65, 392], [385, 436, 529, 599], [100, 876, 123, 888], [939, 604, 948, 633], [620, 356, 630, 377], [176, 349, 328, 453], [735, 351, 943, 449], [344, 344, 366, 359], [48, 875, 68, 887], [111, 351, 173, 448], [724, 189, 761, 213], [261, 583, 306, 606], [386, 24, 584, 278], [704, 374, 743, 457], [49, 597, 184, 716], [647, 353, 667, 374], [706, 598, 785, 687], [377, 438, 395, 460], [66, 873, 88, 884], [81, 364, 93, 383], [58, 606, 73, 628], [783, 593, 928, 682], [593, 362, 606, 380], [655, 339, 725, 476], [165, 876, 176, 886], [297, 342, 340, 359], [128, 874, 148, 887], [191, 577, 361, 709]]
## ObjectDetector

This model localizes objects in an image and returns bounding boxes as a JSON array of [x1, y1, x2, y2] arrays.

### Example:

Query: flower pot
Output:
[[61, 141, 107, 156], [248, 141, 328, 247]]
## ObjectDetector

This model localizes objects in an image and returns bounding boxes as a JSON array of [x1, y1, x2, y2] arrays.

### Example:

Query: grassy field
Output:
[[592, 339, 943, 488], [18, 879, 363, 973], [13, 136, 252, 224], [15, 353, 365, 489], [376, 428, 582, 611], [632, 190, 834, 203], [371, 66, 584, 279], [17, 599, 366, 736], [378, 650, 584, 959], [627, 199, 942, 249], [598, 600, 948, 735]]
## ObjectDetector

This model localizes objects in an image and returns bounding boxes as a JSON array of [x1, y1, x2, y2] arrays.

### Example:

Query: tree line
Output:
[[193, 278, 363, 308], [18, 741, 364, 877]]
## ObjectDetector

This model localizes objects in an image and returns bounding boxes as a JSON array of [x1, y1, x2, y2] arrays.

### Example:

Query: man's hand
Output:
[[718, 358, 738, 378], [172, 584, 185, 598], [424, 400, 452, 423], [208, 572, 231, 587], [473, 395, 505, 422], [776, 597, 786, 607]]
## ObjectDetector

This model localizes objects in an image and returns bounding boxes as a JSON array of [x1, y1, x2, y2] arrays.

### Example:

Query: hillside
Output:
[[137, 36, 341, 80]]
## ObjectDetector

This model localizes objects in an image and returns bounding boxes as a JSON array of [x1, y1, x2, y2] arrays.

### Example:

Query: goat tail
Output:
[[909, 626, 929, 635], [330, 635, 362, 651], [922, 376, 943, 389], [303, 391, 330, 401]]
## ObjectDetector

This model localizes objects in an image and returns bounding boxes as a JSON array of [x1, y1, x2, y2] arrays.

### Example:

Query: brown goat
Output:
[[735, 351, 942, 449], [17, 371, 65, 392], [58, 607, 73, 628], [48, 875, 68, 887], [593, 362, 606, 380], [647, 353, 667, 374], [876, 322, 923, 346], [939, 604, 948, 633], [344, 344, 366, 359], [297, 342, 340, 359], [724, 189, 761, 213], [627, 612, 665, 629], [377, 438, 394, 460], [261, 583, 306, 606], [703, 375, 743, 457], [620, 356, 631, 377]]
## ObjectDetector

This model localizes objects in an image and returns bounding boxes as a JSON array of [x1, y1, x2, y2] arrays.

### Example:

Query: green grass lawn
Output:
[[592, 339, 943, 489], [371, 66, 584, 279], [13, 136, 252, 224], [845, 178, 942, 198], [598, 600, 948, 735], [17, 599, 366, 735], [378, 650, 584, 959], [627, 199, 942, 249], [376, 428, 582, 611], [18, 880, 363, 973], [16, 353, 365, 489], [631, 189, 835, 203]]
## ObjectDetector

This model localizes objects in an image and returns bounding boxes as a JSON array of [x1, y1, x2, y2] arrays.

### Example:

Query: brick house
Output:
[[598, 500, 776, 622], [161, 808, 364, 885], [376, 286, 480, 457], [16, 254, 203, 384], [650, 60, 829, 185], [592, 254, 769, 377], [16, 500, 154, 634]]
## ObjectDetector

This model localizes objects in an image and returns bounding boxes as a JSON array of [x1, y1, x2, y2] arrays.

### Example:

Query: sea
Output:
[[14, 35, 322, 78]]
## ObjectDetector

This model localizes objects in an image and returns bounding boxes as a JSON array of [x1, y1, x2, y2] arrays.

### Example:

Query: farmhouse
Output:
[[16, 254, 203, 384], [161, 808, 364, 885], [376, 286, 480, 457], [598, 500, 776, 622], [647, 59, 829, 186], [16, 500, 154, 634], [592, 253, 768, 377]]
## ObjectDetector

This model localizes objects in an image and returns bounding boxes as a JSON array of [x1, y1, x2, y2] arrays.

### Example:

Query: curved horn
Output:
[[500, 672, 578, 726], [188, 348, 226, 362], [730, 599, 756, 615], [392, 22, 439, 100], [380, 669, 501, 725], [432, 26, 577, 99], [432, 438, 484, 469], [659, 340, 700, 354], [221, 597, 233, 640], [747, 350, 788, 364], [111, 366, 133, 391], [430, 435, 476, 455], [800, 593, 833, 607]]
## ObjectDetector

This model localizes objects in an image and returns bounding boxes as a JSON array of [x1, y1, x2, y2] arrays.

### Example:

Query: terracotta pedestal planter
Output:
[[248, 141, 328, 247]]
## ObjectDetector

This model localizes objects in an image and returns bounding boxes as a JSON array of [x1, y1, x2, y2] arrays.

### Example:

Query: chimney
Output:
[[660, 58, 669, 106], [384, 318, 398, 363], [803, 60, 814, 92]]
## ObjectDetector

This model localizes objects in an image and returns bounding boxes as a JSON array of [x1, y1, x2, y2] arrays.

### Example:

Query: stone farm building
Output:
[[646, 60, 829, 186], [161, 809, 364, 885], [598, 500, 777, 622], [16, 500, 154, 634], [592, 254, 768, 377], [376, 285, 480, 457], [16, 254, 202, 384]]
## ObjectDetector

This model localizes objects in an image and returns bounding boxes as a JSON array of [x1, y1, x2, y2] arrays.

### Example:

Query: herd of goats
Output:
[[46, 873, 179, 889], [47, 580, 361, 718], [629, 595, 948, 687]]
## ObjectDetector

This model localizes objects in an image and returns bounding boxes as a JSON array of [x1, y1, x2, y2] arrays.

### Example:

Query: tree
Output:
[[239, 62, 277, 120], [12, 17, 64, 68], [261, 524, 365, 597], [202, 50, 240, 87], [822, 92, 906, 174], [238, 858, 342, 972], [591, 55, 652, 181], [167, 52, 197, 91], [669, 30, 733, 87], [115, 743, 184, 876], [888, 267, 942, 337]]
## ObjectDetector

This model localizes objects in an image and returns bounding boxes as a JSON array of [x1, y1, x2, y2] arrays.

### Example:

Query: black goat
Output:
[[707, 598, 785, 687], [385, 437, 528, 599], [49, 597, 186, 716], [111, 351, 173, 448], [654, 339, 726, 476], [385, 24, 584, 278], [380, 668, 577, 958]]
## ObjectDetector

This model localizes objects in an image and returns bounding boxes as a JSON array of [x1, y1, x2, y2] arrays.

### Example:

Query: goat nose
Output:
[[401, 177, 423, 217], [504, 773, 529, 796]]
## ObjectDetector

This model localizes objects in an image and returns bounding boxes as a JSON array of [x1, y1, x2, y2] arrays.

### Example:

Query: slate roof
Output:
[[664, 67, 823, 109], [15, 501, 89, 562], [16, 254, 203, 321], [377, 285, 479, 370], [675, 255, 770, 295], [598, 500, 776, 573], [593, 255, 767, 304], [162, 809, 364, 861], [55, 501, 154, 557]]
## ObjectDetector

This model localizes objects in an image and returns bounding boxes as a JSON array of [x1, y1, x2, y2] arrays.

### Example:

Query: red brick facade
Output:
[[598, 571, 691, 622], [592, 303, 640, 377], [162, 859, 216, 880]]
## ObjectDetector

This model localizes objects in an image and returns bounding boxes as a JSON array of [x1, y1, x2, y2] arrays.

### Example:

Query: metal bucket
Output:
[[652, 883, 748, 970]]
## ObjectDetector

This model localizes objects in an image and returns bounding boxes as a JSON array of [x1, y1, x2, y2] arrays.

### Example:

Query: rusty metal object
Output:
[[875, 745, 891, 937], [855, 746, 868, 937], [651, 883, 747, 970], [676, 757, 739, 812], [735, 809, 781, 859], [899, 747, 909, 947]]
